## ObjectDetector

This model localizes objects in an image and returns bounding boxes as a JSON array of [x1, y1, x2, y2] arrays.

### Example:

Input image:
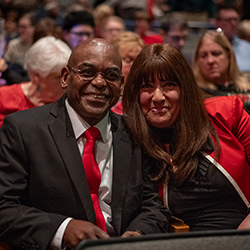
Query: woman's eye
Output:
[[141, 83, 152, 89], [212, 51, 222, 56], [164, 82, 176, 87]]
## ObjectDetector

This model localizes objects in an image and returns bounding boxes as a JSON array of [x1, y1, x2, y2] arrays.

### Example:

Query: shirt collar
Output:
[[65, 99, 110, 142]]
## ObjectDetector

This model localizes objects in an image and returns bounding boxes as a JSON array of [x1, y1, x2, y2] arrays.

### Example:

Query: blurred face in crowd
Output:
[[64, 24, 94, 49], [36, 71, 65, 106], [161, 25, 188, 51], [102, 20, 125, 42], [135, 19, 150, 35], [61, 39, 123, 125], [140, 75, 181, 128], [216, 9, 239, 42], [18, 16, 35, 43], [197, 37, 230, 85], [119, 42, 142, 83]]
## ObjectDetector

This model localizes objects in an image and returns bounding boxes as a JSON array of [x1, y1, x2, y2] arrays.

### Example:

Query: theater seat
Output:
[[75, 229, 250, 250]]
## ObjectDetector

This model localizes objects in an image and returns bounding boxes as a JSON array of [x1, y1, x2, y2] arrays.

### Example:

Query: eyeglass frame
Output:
[[67, 65, 124, 84], [69, 31, 93, 38]]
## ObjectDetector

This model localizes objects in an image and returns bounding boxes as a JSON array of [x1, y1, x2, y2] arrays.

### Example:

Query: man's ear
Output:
[[61, 67, 69, 89]]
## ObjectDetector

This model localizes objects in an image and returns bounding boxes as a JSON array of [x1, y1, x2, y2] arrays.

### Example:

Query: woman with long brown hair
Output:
[[123, 43, 250, 231]]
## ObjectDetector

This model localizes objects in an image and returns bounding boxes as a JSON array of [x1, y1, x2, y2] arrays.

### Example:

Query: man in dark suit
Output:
[[0, 38, 169, 250]]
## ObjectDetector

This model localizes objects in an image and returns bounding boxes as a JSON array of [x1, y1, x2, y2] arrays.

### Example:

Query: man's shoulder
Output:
[[5, 101, 58, 125], [233, 36, 250, 49]]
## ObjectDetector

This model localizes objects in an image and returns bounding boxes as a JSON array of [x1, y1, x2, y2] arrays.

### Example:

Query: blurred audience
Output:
[[193, 30, 250, 113], [33, 17, 64, 43], [0, 16, 65, 85], [215, 3, 250, 72], [168, 0, 216, 22], [3, 9, 20, 45], [101, 0, 146, 20], [134, 11, 163, 44], [111, 31, 145, 114], [62, 10, 95, 49], [3, 12, 38, 69], [93, 4, 114, 37], [0, 36, 71, 127], [159, 12, 189, 53], [100, 15, 125, 42]]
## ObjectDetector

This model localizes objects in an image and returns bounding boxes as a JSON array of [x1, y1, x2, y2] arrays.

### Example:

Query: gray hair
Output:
[[24, 36, 72, 78]]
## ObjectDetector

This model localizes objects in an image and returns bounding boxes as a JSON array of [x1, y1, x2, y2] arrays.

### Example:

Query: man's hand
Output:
[[121, 231, 142, 238], [63, 219, 110, 249]]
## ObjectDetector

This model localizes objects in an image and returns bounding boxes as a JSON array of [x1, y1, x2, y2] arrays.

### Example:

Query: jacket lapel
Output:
[[48, 96, 96, 223], [110, 113, 132, 235]]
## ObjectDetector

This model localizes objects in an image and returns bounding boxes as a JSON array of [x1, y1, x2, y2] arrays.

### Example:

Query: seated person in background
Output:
[[0, 36, 71, 127], [3, 9, 20, 45], [122, 43, 250, 231], [193, 30, 250, 113], [62, 10, 95, 49], [93, 4, 114, 38], [111, 31, 145, 114], [0, 17, 65, 85], [0, 12, 38, 85], [134, 11, 163, 45], [159, 12, 190, 63], [0, 38, 169, 249], [214, 3, 250, 72], [100, 15, 125, 42], [3, 12, 38, 71]]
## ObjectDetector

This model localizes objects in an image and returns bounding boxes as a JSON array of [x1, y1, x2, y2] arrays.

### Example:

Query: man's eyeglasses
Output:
[[220, 17, 239, 23], [67, 66, 123, 84], [69, 31, 93, 37]]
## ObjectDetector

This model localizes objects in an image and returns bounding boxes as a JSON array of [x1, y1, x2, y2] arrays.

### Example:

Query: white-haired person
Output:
[[0, 36, 71, 127]]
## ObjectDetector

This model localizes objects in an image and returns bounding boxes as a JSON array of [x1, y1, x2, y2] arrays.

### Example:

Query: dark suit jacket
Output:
[[0, 95, 169, 250]]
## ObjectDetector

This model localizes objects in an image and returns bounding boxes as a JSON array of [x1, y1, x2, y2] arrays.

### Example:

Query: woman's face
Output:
[[197, 37, 230, 85], [140, 75, 181, 128], [119, 42, 142, 83]]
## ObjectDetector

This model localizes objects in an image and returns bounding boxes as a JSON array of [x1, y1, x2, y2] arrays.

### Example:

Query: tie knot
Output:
[[84, 127, 100, 141]]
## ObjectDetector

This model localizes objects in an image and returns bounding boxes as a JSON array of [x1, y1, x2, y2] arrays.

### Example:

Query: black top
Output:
[[168, 154, 248, 231], [154, 127, 249, 231]]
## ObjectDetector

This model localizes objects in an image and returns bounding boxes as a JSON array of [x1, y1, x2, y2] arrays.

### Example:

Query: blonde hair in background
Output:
[[111, 31, 145, 50], [193, 30, 250, 92], [238, 20, 250, 43]]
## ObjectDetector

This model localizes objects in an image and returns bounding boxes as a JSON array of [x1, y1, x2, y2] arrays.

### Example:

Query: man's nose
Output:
[[91, 73, 107, 88]]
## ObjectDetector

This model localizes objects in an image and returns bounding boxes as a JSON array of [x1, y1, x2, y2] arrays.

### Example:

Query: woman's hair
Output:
[[24, 36, 71, 78], [238, 20, 250, 43], [193, 30, 249, 91], [33, 17, 64, 43], [111, 31, 145, 50], [93, 4, 114, 26], [123, 43, 219, 184]]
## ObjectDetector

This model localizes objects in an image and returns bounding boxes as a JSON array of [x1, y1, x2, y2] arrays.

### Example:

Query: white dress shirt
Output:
[[51, 99, 114, 249]]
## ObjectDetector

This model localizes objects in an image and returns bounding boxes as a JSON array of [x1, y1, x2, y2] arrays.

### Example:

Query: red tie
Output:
[[82, 127, 107, 232]]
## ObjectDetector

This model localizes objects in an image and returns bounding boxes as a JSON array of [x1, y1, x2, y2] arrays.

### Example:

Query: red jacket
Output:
[[204, 96, 250, 207]]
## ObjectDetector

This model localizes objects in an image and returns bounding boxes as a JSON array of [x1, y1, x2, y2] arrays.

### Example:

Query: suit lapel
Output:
[[48, 96, 96, 223], [110, 113, 132, 235]]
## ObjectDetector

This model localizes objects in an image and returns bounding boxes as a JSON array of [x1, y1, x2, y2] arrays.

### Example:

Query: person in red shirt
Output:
[[0, 36, 71, 127], [134, 11, 163, 44]]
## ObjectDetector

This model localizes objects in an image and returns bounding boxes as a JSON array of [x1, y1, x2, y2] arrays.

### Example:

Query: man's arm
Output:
[[0, 115, 67, 250], [124, 154, 170, 235]]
